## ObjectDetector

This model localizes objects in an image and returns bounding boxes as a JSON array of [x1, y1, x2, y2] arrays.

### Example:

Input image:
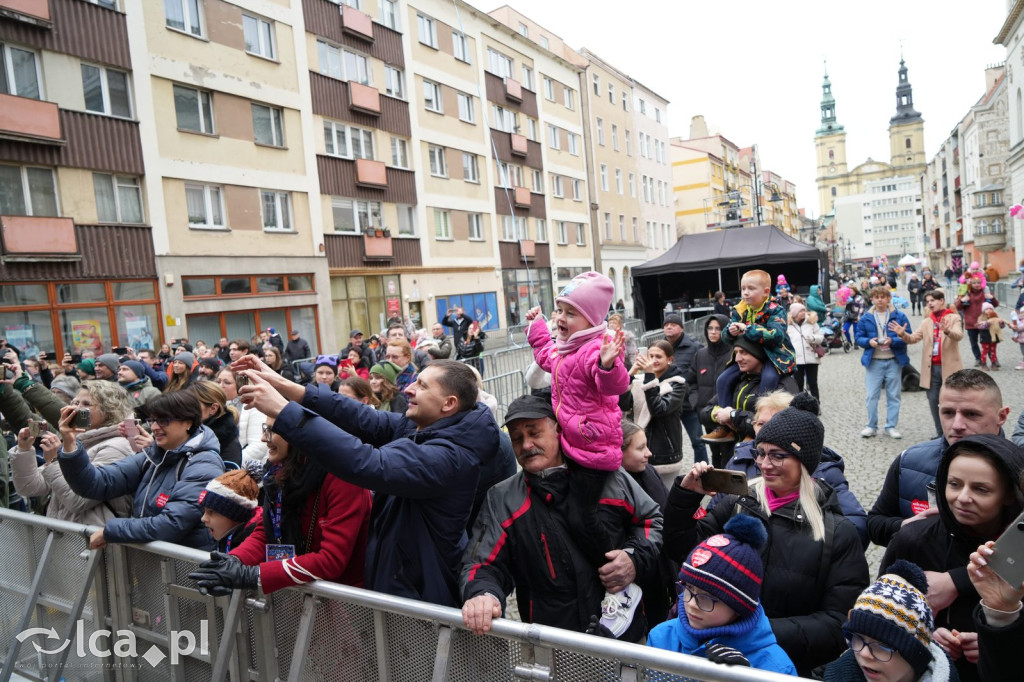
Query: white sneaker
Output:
[[860, 427, 877, 438], [1015, 363, 1024, 370], [886, 428, 902, 439], [598, 583, 643, 638]]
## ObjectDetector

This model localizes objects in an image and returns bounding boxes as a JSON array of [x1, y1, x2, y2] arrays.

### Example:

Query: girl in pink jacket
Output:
[[526, 271, 629, 471]]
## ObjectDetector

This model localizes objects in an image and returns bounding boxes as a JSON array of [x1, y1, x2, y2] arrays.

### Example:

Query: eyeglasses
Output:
[[261, 424, 275, 436], [753, 448, 791, 466], [147, 418, 174, 427], [675, 583, 723, 612], [845, 632, 896, 662]]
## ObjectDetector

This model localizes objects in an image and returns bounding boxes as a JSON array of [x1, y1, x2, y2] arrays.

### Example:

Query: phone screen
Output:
[[122, 418, 141, 440]]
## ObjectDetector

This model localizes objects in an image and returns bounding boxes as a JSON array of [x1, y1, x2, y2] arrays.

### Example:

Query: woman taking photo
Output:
[[338, 348, 370, 380], [338, 376, 380, 407], [663, 399, 868, 676], [11, 381, 135, 524], [189, 417, 373, 595], [455, 321, 485, 376], [217, 368, 267, 463], [880, 434, 1024, 682], [164, 351, 198, 392], [623, 340, 687, 486], [368, 362, 407, 413], [57, 391, 224, 550], [187, 381, 243, 467]]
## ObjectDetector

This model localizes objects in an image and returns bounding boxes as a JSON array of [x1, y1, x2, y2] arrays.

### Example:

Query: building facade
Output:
[[997, 1, 1024, 272]]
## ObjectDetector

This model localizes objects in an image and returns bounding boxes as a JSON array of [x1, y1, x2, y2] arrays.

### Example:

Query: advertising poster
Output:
[[4, 325, 38, 356], [125, 316, 153, 351], [72, 320, 104, 354]]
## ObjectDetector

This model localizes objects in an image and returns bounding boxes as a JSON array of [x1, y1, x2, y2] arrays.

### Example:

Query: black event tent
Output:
[[631, 225, 828, 330]]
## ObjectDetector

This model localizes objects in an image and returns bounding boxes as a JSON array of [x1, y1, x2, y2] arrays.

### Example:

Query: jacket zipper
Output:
[[540, 533, 556, 579], [552, 354, 565, 423]]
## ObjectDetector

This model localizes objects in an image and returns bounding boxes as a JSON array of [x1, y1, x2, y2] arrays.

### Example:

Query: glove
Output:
[[584, 615, 616, 639], [187, 551, 259, 596], [705, 643, 750, 667]]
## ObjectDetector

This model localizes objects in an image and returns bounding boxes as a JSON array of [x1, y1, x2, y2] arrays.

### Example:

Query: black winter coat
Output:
[[629, 465, 676, 626], [205, 411, 242, 466], [662, 479, 869, 676], [622, 365, 687, 465], [683, 314, 731, 412], [668, 333, 701, 379], [974, 604, 1021, 682]]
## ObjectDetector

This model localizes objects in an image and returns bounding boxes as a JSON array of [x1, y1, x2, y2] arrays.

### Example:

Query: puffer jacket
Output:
[[272, 383, 499, 607], [663, 479, 869, 676], [855, 305, 911, 367], [682, 314, 731, 412], [58, 425, 224, 549], [237, 404, 268, 463], [787, 319, 825, 365], [11, 424, 133, 524], [880, 435, 1024, 682], [623, 365, 687, 465], [461, 465, 662, 633], [806, 285, 829, 316], [527, 317, 630, 471]]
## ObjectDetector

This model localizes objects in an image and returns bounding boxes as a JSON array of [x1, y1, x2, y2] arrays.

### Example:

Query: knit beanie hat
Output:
[[198, 468, 260, 524], [96, 353, 120, 374], [755, 393, 825, 473], [680, 515, 767, 615], [120, 360, 147, 381], [981, 301, 995, 312], [845, 560, 934, 677], [732, 336, 768, 363], [199, 358, 221, 375], [777, 274, 787, 284], [77, 358, 96, 377], [788, 302, 806, 317], [369, 360, 400, 384], [174, 351, 195, 369], [50, 374, 81, 400], [555, 271, 614, 327]]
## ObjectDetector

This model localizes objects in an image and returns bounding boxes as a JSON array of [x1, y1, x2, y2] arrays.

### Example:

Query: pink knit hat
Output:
[[555, 271, 614, 327]]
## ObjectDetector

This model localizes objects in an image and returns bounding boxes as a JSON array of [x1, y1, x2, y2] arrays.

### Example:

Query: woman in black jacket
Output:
[[968, 539, 1024, 682], [682, 315, 731, 466], [455, 321, 485, 376], [187, 381, 243, 467], [624, 340, 687, 483], [881, 435, 1024, 682]]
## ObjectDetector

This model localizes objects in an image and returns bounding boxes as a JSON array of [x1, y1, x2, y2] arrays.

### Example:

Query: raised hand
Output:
[[238, 371, 290, 418], [524, 306, 542, 322], [599, 329, 624, 369]]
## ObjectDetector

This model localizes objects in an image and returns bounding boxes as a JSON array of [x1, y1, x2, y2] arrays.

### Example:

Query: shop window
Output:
[[187, 306, 319, 356], [60, 307, 112, 355], [182, 274, 316, 299], [115, 305, 158, 351], [112, 281, 156, 301], [0, 283, 48, 306], [0, 309, 55, 357], [287, 275, 313, 292]]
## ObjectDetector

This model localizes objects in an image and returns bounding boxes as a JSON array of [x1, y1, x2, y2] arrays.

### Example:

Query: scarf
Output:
[[552, 322, 608, 355], [764, 486, 799, 512], [677, 601, 760, 643], [630, 373, 686, 429]]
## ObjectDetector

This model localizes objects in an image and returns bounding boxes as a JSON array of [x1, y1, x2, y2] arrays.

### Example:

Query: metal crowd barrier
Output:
[[480, 370, 528, 426], [0, 508, 801, 682]]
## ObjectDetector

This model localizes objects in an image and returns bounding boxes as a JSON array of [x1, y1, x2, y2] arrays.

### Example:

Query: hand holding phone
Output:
[[121, 418, 141, 441], [700, 469, 749, 496], [28, 419, 48, 439], [989, 511, 1024, 590], [73, 408, 91, 429], [113, 347, 128, 355]]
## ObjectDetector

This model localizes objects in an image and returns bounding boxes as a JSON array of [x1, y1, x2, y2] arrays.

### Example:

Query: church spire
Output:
[[816, 63, 845, 136], [890, 58, 923, 125]]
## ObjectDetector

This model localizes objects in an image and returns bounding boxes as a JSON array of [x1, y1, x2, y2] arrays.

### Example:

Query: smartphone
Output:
[[73, 409, 90, 429], [28, 419, 47, 438], [339, 359, 354, 368], [990, 510, 1024, 589], [113, 347, 128, 355], [701, 469, 750, 496], [122, 418, 141, 440], [43, 351, 58, 361], [0, 364, 6, 380], [235, 373, 249, 388], [71, 353, 83, 363]]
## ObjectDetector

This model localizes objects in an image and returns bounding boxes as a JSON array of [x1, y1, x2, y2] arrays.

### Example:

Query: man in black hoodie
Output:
[[662, 314, 706, 463], [682, 315, 732, 466]]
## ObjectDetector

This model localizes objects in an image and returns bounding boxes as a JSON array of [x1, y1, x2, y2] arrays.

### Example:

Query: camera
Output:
[[43, 351, 58, 361], [113, 347, 128, 355], [73, 409, 90, 429], [71, 354, 82, 364], [28, 419, 47, 438]]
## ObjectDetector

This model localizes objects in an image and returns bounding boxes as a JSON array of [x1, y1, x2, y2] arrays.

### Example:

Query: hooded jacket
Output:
[[58, 425, 224, 549], [868, 436, 952, 547], [787, 317, 825, 366], [667, 331, 702, 377], [880, 435, 1024, 680], [683, 314, 732, 412], [271, 383, 499, 607], [806, 285, 829, 317]]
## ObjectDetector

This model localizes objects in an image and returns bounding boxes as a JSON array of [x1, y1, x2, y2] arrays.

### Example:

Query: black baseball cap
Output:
[[502, 394, 555, 428]]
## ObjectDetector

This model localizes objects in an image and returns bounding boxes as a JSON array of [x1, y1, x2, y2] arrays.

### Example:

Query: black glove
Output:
[[584, 615, 615, 639], [705, 643, 750, 667], [187, 551, 259, 596]]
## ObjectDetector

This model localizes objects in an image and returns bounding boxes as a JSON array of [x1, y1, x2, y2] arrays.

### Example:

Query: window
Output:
[[563, 88, 573, 109], [417, 14, 437, 48], [608, 83, 614, 104], [423, 80, 443, 112], [557, 220, 568, 244], [622, 91, 628, 111], [453, 32, 469, 62], [243, 14, 275, 60], [521, 65, 533, 91], [93, 173, 143, 224], [164, 0, 203, 37], [317, 41, 371, 85], [575, 223, 586, 246], [487, 48, 513, 79], [625, 130, 631, 156], [252, 104, 284, 146], [173, 84, 213, 133], [518, 23, 528, 37], [655, 108, 662, 123], [390, 137, 409, 168], [380, 0, 399, 30], [324, 121, 374, 159], [600, 164, 608, 191], [185, 183, 224, 228], [385, 66, 405, 99], [547, 124, 560, 150], [81, 64, 131, 118], [332, 197, 382, 233], [527, 118, 538, 141], [0, 165, 58, 216], [261, 191, 292, 232], [572, 179, 582, 201], [397, 204, 415, 235], [596, 118, 604, 145], [0, 44, 41, 99], [632, 217, 638, 242], [540, 35, 549, 49], [501, 215, 527, 240], [611, 124, 618, 151], [428, 145, 447, 176], [457, 92, 474, 123], [543, 77, 554, 101], [552, 175, 564, 198], [497, 162, 522, 188], [468, 213, 483, 240], [462, 153, 479, 183], [603, 212, 611, 239], [434, 209, 451, 239], [592, 74, 600, 95], [615, 168, 622, 194], [491, 105, 518, 133], [536, 218, 547, 242], [532, 169, 543, 190], [628, 173, 635, 197], [568, 132, 579, 156], [619, 215, 625, 240]]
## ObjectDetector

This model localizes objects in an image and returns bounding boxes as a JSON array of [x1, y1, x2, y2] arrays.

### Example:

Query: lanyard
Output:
[[269, 489, 284, 544], [225, 529, 236, 553]]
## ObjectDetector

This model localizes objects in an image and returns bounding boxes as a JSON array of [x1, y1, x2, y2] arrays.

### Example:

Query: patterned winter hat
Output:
[[198, 467, 260, 524], [679, 515, 767, 615], [755, 393, 825, 473], [845, 560, 934, 677]]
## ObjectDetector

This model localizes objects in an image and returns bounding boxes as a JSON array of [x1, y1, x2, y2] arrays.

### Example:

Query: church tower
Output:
[[815, 66, 848, 216], [889, 58, 926, 172]]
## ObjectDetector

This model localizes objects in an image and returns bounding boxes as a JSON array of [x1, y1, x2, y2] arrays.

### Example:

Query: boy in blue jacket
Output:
[[854, 286, 912, 439], [647, 515, 797, 675]]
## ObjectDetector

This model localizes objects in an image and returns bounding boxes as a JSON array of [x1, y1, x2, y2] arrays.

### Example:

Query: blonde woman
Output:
[[663, 394, 869, 676], [186, 381, 242, 467]]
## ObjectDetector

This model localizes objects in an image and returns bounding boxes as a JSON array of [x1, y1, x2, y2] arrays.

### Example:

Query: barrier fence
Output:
[[0, 508, 801, 682]]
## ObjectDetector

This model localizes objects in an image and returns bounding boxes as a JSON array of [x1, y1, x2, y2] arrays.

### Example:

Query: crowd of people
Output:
[[2, 266, 1023, 681]]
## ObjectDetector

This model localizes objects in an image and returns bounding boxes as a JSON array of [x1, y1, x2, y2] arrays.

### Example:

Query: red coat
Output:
[[231, 474, 371, 593]]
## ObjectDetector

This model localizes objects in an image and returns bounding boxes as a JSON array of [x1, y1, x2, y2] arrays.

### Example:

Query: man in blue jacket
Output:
[[855, 286, 911, 439], [234, 357, 499, 607]]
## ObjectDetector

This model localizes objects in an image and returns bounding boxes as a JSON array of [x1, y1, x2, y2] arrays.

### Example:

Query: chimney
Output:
[[689, 115, 708, 138]]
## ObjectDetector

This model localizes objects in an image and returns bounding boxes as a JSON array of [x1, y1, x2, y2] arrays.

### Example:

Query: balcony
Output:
[[510, 133, 528, 156], [348, 81, 381, 115], [514, 186, 531, 208], [363, 233, 393, 260], [0, 94, 62, 145], [354, 158, 387, 188], [504, 78, 522, 102], [518, 239, 535, 261], [0, 215, 78, 260], [324, 233, 421, 269], [340, 4, 374, 42], [0, 0, 51, 26], [974, 222, 1006, 251]]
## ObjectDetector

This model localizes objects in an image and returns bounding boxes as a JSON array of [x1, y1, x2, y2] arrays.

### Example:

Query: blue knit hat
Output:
[[120, 360, 148, 381], [197, 467, 260, 524], [680, 515, 767, 615]]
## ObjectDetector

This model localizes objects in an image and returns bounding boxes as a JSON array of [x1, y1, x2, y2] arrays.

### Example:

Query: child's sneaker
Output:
[[598, 583, 643, 638], [1014, 362, 1024, 370], [701, 426, 735, 443]]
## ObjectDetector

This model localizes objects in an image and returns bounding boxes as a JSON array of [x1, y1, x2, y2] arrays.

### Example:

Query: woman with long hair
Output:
[[164, 352, 198, 392], [368, 361, 407, 413], [338, 376, 380, 408], [217, 368, 267, 463], [455, 321, 485, 376], [189, 417, 372, 595], [263, 346, 295, 382], [624, 339, 687, 486], [187, 380, 242, 467]]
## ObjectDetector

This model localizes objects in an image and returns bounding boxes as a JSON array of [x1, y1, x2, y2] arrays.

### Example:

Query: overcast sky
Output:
[[490, 0, 1009, 217]]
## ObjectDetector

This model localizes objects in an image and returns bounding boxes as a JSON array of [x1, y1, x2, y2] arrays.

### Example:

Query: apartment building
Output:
[[834, 176, 923, 264], [0, 0, 160, 357], [630, 80, 673, 265]]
